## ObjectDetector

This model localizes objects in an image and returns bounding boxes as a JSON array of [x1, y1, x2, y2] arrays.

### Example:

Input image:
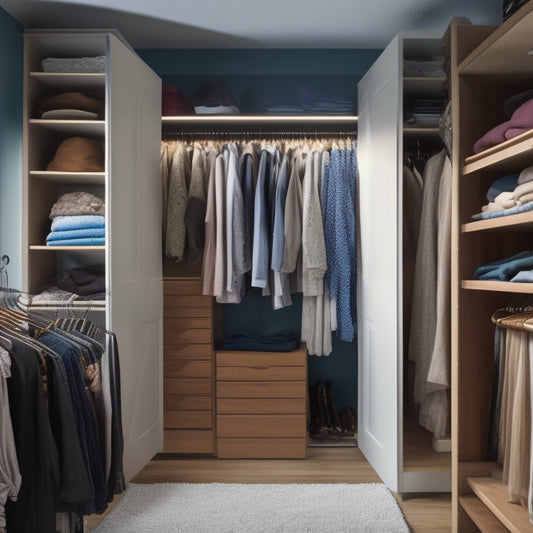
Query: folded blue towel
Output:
[[471, 200, 533, 220], [51, 215, 105, 232], [486, 173, 520, 202], [47, 227, 105, 242], [475, 251, 533, 280], [220, 331, 300, 352], [47, 238, 105, 247]]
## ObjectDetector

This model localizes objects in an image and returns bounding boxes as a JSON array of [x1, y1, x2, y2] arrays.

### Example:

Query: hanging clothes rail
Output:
[[161, 128, 358, 356]]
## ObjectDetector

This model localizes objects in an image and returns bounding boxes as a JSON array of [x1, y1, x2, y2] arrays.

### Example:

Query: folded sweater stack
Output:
[[472, 166, 533, 220], [47, 192, 105, 246], [474, 250, 533, 282]]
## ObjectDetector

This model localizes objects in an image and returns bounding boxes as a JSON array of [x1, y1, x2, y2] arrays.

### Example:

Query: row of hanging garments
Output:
[[0, 289, 124, 533], [161, 136, 358, 356], [489, 306, 533, 522]]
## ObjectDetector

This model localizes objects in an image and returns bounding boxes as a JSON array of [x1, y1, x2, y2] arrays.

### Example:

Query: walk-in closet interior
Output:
[[2, 1, 533, 532]]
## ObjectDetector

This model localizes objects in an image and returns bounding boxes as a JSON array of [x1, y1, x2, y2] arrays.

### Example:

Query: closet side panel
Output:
[[357, 36, 402, 492], [106, 34, 163, 481]]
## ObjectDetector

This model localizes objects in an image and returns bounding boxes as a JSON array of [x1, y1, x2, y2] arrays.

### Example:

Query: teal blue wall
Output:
[[0, 8, 23, 290], [137, 48, 380, 114], [138, 47, 381, 411]]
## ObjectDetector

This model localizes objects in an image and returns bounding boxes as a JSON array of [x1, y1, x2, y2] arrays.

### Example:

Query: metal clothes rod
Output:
[[163, 130, 358, 139]]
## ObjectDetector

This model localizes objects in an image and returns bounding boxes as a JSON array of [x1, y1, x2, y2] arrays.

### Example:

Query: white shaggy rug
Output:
[[94, 482, 410, 532]]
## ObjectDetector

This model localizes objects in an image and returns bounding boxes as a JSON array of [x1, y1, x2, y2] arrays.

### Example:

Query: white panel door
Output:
[[106, 34, 163, 481], [357, 36, 403, 491]]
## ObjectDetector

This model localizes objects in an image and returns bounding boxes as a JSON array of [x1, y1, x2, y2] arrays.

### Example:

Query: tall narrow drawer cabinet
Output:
[[163, 278, 215, 454], [216, 344, 308, 459]]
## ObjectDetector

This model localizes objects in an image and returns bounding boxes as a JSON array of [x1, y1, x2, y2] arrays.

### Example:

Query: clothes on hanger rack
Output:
[[408, 148, 452, 440], [0, 293, 124, 533], [161, 136, 358, 355], [488, 305, 533, 522]]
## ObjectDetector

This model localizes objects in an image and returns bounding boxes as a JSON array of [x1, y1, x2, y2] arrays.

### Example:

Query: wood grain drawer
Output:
[[165, 411, 212, 429], [165, 328, 211, 344], [164, 305, 212, 318], [165, 378, 212, 395], [217, 438, 306, 459], [216, 347, 306, 367], [164, 394, 212, 411], [217, 414, 306, 437], [164, 429, 215, 454], [164, 294, 211, 309], [217, 365, 305, 381], [165, 317, 212, 330], [164, 279, 204, 295], [217, 397, 305, 415], [217, 380, 306, 398], [164, 360, 212, 379], [164, 344, 212, 360]]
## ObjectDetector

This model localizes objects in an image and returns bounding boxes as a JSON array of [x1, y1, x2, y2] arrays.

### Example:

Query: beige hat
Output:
[[47, 137, 105, 172]]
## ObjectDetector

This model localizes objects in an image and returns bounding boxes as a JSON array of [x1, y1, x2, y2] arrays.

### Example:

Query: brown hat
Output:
[[47, 137, 105, 172], [38, 92, 105, 119]]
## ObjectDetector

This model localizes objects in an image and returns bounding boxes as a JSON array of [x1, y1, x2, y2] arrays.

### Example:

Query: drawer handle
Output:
[[251, 366, 269, 370]]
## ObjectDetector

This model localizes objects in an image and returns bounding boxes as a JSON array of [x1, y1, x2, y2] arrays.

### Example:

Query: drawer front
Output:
[[165, 410, 212, 429], [165, 394, 212, 411], [217, 397, 305, 415], [216, 347, 306, 367], [217, 380, 306, 399], [217, 414, 306, 438], [217, 365, 305, 381], [164, 294, 212, 309], [164, 429, 215, 454], [165, 378, 212, 395], [165, 317, 212, 330], [164, 279, 204, 296], [164, 360, 212, 379], [217, 438, 306, 459], [165, 328, 211, 345], [164, 344, 212, 361]]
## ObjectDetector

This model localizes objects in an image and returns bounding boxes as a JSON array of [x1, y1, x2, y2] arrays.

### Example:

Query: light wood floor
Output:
[[87, 447, 451, 532]]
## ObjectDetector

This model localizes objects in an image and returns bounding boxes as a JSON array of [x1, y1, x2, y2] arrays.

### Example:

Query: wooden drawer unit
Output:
[[216, 344, 307, 458], [163, 278, 214, 454]]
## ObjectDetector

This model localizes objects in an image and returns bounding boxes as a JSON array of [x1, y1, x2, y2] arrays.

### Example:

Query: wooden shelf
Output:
[[459, 3, 533, 75], [29, 245, 105, 251], [463, 129, 533, 175], [466, 476, 533, 532], [462, 279, 533, 294], [162, 115, 358, 134], [29, 170, 105, 185], [29, 118, 105, 135], [462, 211, 533, 233], [459, 495, 508, 532], [30, 71, 105, 90]]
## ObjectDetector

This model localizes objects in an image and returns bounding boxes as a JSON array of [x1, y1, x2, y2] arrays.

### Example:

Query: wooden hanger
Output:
[[491, 307, 533, 332]]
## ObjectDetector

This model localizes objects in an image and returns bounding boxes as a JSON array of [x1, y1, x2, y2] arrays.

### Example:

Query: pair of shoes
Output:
[[339, 406, 357, 436], [308, 382, 343, 439]]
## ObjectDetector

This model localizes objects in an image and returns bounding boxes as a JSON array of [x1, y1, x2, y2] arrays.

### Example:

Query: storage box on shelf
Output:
[[452, 4, 533, 531]]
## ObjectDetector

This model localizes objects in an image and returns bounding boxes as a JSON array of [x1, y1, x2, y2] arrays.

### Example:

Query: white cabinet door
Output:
[[357, 36, 403, 492], [106, 34, 163, 481]]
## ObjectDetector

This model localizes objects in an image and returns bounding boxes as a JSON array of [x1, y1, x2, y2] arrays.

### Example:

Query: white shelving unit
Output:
[[22, 29, 164, 482]]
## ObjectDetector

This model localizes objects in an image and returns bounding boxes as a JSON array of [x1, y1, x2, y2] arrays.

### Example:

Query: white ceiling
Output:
[[0, 0, 503, 49]]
